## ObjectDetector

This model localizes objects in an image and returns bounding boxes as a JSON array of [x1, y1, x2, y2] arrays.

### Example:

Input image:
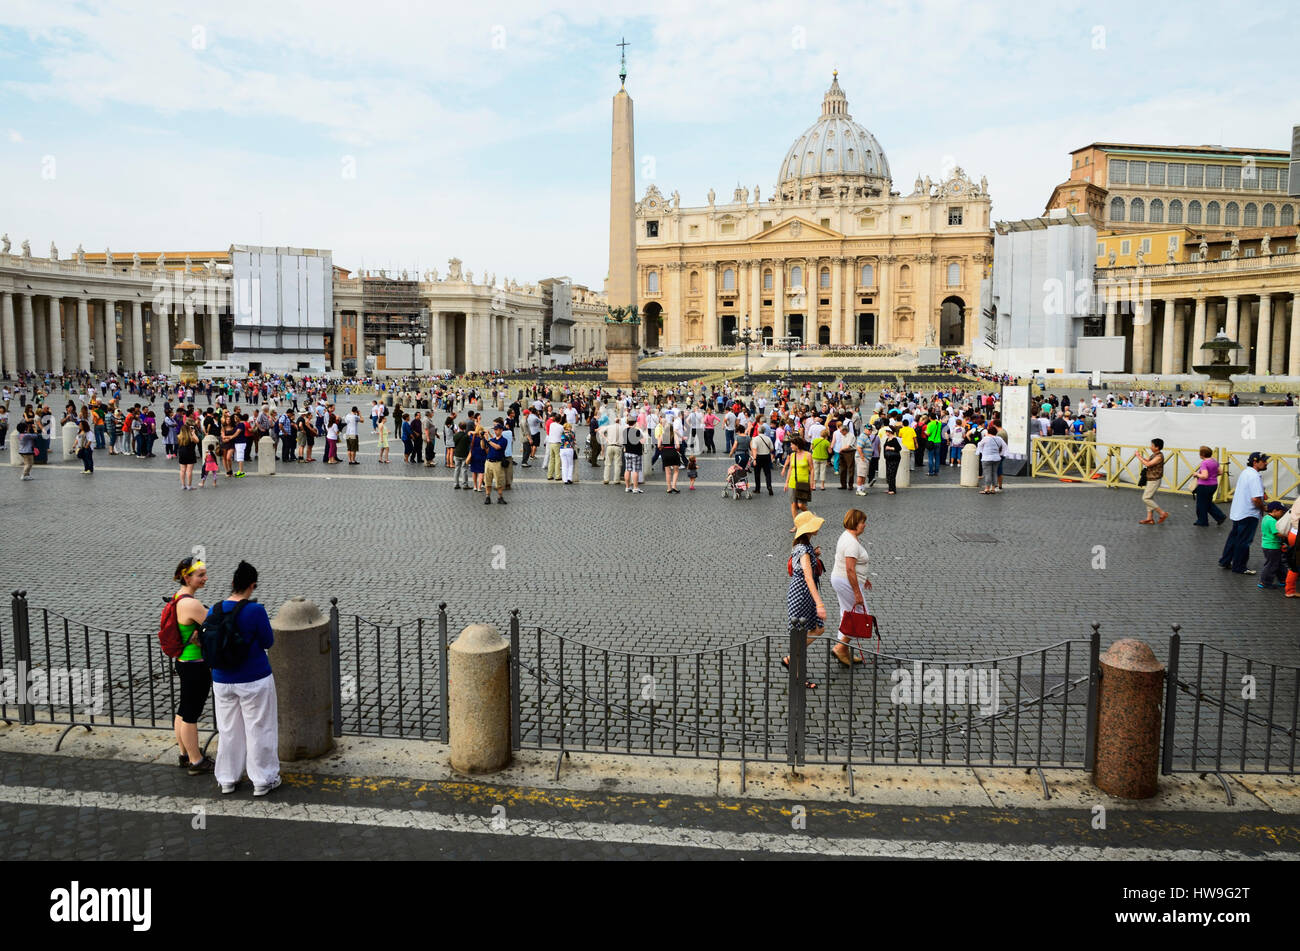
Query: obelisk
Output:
[[605, 38, 639, 386]]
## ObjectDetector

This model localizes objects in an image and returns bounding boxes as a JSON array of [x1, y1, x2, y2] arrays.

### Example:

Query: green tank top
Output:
[[176, 597, 204, 661]]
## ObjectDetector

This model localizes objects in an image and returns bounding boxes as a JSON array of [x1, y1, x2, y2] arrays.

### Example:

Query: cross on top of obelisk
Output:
[[618, 37, 629, 87]]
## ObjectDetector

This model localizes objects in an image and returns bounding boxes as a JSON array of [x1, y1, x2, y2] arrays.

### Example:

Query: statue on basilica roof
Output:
[[0, 233, 9, 254]]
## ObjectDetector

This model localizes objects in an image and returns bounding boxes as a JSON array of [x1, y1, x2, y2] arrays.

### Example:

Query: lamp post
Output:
[[777, 334, 801, 389], [528, 342, 548, 393], [733, 324, 759, 395]]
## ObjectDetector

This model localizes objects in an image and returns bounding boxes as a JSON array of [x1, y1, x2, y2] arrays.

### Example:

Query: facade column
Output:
[[1104, 294, 1117, 336], [48, 297, 65, 374], [429, 312, 441, 372], [1289, 292, 1300, 378], [77, 298, 91, 372], [156, 307, 172, 374], [844, 257, 857, 344], [1270, 297, 1286, 375], [20, 294, 36, 372], [1256, 294, 1272, 376], [33, 298, 48, 370], [830, 257, 843, 345], [1171, 300, 1186, 374], [705, 265, 718, 348], [1225, 295, 1239, 342], [1132, 299, 1150, 374], [1160, 298, 1177, 375], [1, 291, 16, 378], [748, 261, 761, 330], [93, 301, 106, 371], [333, 309, 343, 370], [878, 257, 893, 345], [666, 264, 682, 352], [131, 301, 145, 372], [1240, 300, 1255, 372], [1190, 296, 1207, 364], [207, 311, 220, 360], [103, 301, 118, 372], [772, 260, 785, 338]]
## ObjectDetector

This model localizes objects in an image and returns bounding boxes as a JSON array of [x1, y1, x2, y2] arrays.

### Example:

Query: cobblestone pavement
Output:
[[0, 751, 1295, 860], [1, 429, 1296, 764]]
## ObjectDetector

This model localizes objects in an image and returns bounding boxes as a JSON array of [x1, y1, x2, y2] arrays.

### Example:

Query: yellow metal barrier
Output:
[[1031, 437, 1299, 502]]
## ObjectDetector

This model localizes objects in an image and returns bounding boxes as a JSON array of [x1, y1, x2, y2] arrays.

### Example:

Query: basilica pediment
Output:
[[752, 217, 841, 242]]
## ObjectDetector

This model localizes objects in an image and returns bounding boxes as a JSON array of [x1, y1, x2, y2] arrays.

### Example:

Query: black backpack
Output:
[[200, 600, 254, 669]]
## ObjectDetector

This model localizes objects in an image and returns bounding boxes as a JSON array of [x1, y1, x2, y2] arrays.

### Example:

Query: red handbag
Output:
[[838, 604, 875, 640]]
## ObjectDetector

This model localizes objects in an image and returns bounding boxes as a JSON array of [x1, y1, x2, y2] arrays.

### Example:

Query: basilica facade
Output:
[[634, 74, 993, 353]]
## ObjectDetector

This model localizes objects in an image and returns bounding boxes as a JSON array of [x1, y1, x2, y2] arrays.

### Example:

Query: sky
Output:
[[1, 0, 1296, 291]]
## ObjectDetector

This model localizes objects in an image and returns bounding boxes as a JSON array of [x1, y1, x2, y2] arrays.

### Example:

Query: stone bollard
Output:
[[61, 421, 78, 459], [258, 436, 276, 476], [268, 597, 334, 760], [1093, 639, 1164, 799], [896, 449, 912, 488], [448, 624, 511, 774], [9, 437, 19, 468], [960, 443, 980, 487], [201, 434, 218, 463]]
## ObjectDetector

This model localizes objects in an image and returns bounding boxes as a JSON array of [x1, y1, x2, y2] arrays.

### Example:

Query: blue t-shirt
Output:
[[207, 600, 275, 684]]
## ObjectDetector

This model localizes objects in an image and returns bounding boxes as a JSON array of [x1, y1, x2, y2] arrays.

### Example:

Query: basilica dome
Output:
[[778, 73, 890, 200]]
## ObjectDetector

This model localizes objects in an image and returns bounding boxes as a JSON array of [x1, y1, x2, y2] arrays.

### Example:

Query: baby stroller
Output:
[[723, 462, 753, 500]]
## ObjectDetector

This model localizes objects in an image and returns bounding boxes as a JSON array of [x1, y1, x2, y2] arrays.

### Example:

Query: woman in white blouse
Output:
[[829, 508, 872, 666]]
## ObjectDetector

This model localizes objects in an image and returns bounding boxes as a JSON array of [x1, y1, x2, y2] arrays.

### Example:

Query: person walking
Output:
[[1192, 446, 1227, 526], [782, 510, 827, 690], [623, 417, 644, 493], [206, 561, 280, 796], [976, 424, 1006, 495], [452, 420, 471, 488], [829, 508, 872, 666], [483, 421, 508, 504], [73, 420, 94, 474], [559, 422, 577, 485], [1259, 501, 1289, 590], [344, 406, 362, 465], [881, 426, 902, 495], [545, 414, 563, 481], [659, 414, 681, 493], [1219, 452, 1270, 575], [1136, 438, 1170, 524], [602, 414, 625, 485], [752, 425, 775, 496], [837, 423, 857, 490], [177, 416, 198, 489], [170, 556, 214, 774], [782, 436, 813, 526]]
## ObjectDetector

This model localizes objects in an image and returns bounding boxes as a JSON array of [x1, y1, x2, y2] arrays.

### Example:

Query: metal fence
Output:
[[1162, 629, 1299, 781]]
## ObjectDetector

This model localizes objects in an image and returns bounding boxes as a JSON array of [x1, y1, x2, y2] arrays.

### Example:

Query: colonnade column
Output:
[[1160, 298, 1177, 375], [1225, 295, 1239, 342], [1104, 295, 1117, 337], [1256, 294, 1272, 376], [333, 309, 344, 370], [830, 257, 843, 345], [1, 291, 16, 378], [207, 311, 220, 360], [1171, 300, 1186, 374], [1289, 292, 1300, 378], [705, 265, 718, 348], [1270, 298, 1286, 375], [20, 294, 36, 372], [1191, 296, 1207, 363], [131, 301, 145, 372], [156, 307, 171, 374], [1132, 299, 1150, 374], [103, 301, 118, 372], [48, 296, 64, 374], [77, 298, 91, 372]]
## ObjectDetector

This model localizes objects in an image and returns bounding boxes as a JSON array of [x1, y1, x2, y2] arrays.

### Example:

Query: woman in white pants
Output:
[[559, 422, 576, 484], [829, 508, 872, 666], [207, 561, 281, 797]]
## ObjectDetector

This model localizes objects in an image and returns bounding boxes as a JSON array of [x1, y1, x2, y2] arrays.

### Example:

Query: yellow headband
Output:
[[184, 560, 205, 576]]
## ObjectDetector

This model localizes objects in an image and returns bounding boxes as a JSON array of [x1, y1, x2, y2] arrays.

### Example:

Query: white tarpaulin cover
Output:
[[1096, 406, 1299, 457]]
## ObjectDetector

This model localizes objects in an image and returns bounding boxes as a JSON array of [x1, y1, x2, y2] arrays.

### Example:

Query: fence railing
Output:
[[1162, 629, 1299, 776]]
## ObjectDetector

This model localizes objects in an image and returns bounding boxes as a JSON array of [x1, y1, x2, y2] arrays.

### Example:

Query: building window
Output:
[[646, 271, 659, 294], [1148, 162, 1166, 186], [1185, 164, 1204, 188], [646, 220, 659, 237], [762, 220, 773, 231], [948, 207, 963, 225], [1244, 248, 1256, 257], [1224, 202, 1239, 226], [763, 269, 773, 290], [1224, 165, 1242, 189], [1261, 167, 1279, 191], [1149, 198, 1164, 224], [1282, 205, 1295, 227], [1128, 161, 1147, 185], [1206, 165, 1223, 188], [1188, 200, 1202, 225], [946, 262, 960, 286], [819, 267, 830, 288], [1120, 240, 1131, 255], [1206, 201, 1220, 225], [1167, 164, 1185, 187], [1140, 238, 1151, 254], [720, 222, 736, 235], [900, 215, 912, 228], [690, 271, 700, 293], [1109, 196, 1125, 222], [790, 266, 803, 287], [722, 267, 735, 290], [1281, 169, 1290, 193], [1243, 203, 1258, 227], [1220, 250, 1231, 260], [1130, 198, 1144, 223], [1096, 242, 1105, 258], [1276, 245, 1289, 254], [1242, 164, 1260, 190], [689, 224, 700, 236], [1262, 204, 1276, 227], [860, 264, 874, 286], [899, 264, 911, 288], [820, 218, 831, 229], [1168, 199, 1183, 224], [1109, 160, 1128, 184], [858, 216, 872, 228]]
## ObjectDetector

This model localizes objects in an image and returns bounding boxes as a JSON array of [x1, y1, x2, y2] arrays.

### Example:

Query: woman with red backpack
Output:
[[167, 556, 214, 775]]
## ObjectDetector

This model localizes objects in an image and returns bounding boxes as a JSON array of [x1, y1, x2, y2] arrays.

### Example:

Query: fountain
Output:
[[1191, 332, 1248, 400], [172, 338, 207, 385]]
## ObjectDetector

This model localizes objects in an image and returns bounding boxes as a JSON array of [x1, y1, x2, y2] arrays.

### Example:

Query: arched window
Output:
[[1130, 198, 1144, 223], [1168, 199, 1183, 224], [860, 264, 874, 286], [689, 271, 700, 293], [1225, 202, 1239, 226], [763, 269, 773, 290], [819, 267, 830, 288], [646, 270, 659, 294], [1206, 202, 1220, 225], [946, 262, 961, 286], [1282, 205, 1296, 227], [1149, 199, 1164, 224], [790, 266, 803, 288], [1110, 197, 1125, 222], [1262, 204, 1276, 227], [1188, 201, 1202, 225], [1243, 203, 1258, 227], [899, 265, 911, 288], [722, 268, 735, 290], [825, 148, 837, 172]]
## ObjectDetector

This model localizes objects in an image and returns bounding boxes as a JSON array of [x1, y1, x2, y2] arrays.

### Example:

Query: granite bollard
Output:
[[449, 623, 511, 774], [896, 449, 912, 489], [258, 436, 276, 476], [61, 421, 78, 459], [960, 443, 980, 487], [268, 597, 334, 760], [1093, 639, 1164, 799]]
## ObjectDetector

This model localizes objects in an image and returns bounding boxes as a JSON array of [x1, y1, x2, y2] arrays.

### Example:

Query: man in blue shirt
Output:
[[483, 421, 508, 504]]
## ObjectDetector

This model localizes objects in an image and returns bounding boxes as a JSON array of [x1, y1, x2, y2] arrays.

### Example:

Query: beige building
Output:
[[634, 73, 993, 352]]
